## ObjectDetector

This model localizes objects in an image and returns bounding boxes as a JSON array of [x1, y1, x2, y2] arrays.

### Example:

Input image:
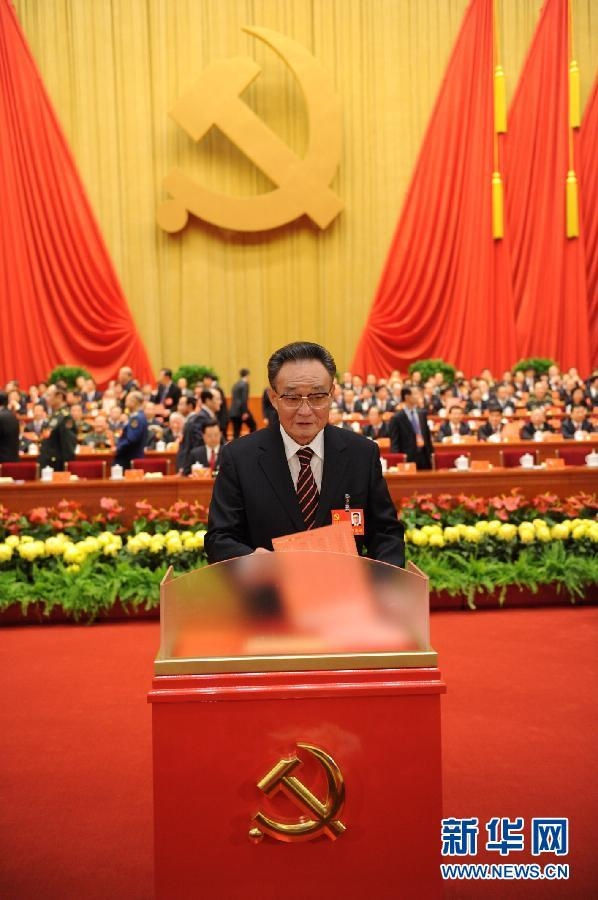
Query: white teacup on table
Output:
[[454, 454, 470, 471], [519, 453, 535, 469], [585, 450, 598, 468]]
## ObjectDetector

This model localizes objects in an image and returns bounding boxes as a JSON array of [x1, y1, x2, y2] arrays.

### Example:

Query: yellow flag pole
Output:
[[566, 0, 579, 237], [492, 0, 504, 239]]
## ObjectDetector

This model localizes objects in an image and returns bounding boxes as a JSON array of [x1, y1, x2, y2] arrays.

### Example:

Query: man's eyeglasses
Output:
[[277, 392, 332, 410]]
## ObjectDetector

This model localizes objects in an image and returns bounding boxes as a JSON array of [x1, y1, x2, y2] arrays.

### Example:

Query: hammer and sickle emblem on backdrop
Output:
[[249, 742, 346, 843], [156, 27, 343, 233]]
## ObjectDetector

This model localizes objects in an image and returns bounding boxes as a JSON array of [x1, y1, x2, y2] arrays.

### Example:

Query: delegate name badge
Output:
[[331, 509, 365, 536]]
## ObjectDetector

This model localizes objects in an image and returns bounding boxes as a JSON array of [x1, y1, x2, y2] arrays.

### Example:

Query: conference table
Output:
[[2, 466, 596, 525]]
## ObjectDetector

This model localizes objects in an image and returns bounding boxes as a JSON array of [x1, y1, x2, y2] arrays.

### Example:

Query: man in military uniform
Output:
[[114, 392, 148, 469], [39, 389, 77, 471]]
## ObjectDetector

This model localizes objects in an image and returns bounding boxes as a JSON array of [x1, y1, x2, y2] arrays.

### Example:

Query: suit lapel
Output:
[[257, 426, 305, 532], [314, 425, 349, 527]]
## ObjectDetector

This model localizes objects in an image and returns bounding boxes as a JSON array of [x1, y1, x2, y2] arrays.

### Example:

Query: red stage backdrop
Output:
[[580, 80, 597, 369], [504, 0, 590, 372], [0, 0, 154, 389], [351, 0, 517, 378]]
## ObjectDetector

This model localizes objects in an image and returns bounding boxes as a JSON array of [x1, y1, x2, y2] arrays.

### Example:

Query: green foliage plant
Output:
[[173, 365, 219, 389], [512, 357, 557, 377], [48, 365, 92, 388], [408, 358, 456, 386]]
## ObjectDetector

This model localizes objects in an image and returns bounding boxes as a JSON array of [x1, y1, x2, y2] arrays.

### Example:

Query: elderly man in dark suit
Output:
[[388, 387, 433, 469], [206, 342, 404, 566], [229, 368, 256, 439]]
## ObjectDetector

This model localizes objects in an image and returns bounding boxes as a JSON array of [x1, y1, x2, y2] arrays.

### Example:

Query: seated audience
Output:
[[565, 386, 592, 414], [356, 386, 375, 413], [176, 389, 222, 473], [492, 383, 516, 415], [186, 421, 224, 474], [28, 403, 49, 439], [69, 403, 92, 440], [477, 406, 505, 442], [436, 404, 471, 442], [466, 387, 487, 415], [520, 408, 555, 440], [374, 385, 395, 414], [340, 388, 359, 416], [162, 412, 185, 446], [362, 406, 389, 439], [82, 415, 114, 450], [81, 377, 102, 410], [329, 407, 353, 430], [107, 406, 125, 436], [561, 405, 594, 439], [526, 382, 552, 410]]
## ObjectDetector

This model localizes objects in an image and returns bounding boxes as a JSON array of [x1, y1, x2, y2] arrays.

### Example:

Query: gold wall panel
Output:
[[14, 1, 597, 389]]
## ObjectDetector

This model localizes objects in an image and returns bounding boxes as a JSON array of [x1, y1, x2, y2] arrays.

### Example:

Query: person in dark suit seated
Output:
[[374, 385, 395, 414], [187, 421, 224, 474], [362, 406, 389, 439], [477, 406, 505, 441], [388, 387, 433, 469], [230, 368, 256, 439], [465, 387, 488, 415], [206, 341, 404, 566], [0, 391, 20, 463], [153, 368, 181, 410], [435, 405, 471, 442], [339, 388, 359, 415], [328, 406, 353, 430], [176, 390, 221, 472], [492, 383, 516, 415], [561, 405, 594, 439], [520, 408, 555, 441]]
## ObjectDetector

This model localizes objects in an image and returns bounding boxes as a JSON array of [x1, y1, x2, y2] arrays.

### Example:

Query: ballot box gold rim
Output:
[[153, 648, 438, 675]]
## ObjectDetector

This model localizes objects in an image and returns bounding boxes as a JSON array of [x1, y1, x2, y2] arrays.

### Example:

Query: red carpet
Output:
[[0, 608, 596, 899]]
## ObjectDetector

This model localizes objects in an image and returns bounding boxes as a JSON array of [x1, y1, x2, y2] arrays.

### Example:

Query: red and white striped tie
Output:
[[296, 447, 319, 530]]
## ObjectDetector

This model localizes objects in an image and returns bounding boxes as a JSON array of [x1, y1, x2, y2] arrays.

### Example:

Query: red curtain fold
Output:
[[0, 0, 154, 389], [504, 0, 590, 371], [351, 0, 517, 378], [580, 79, 597, 369]]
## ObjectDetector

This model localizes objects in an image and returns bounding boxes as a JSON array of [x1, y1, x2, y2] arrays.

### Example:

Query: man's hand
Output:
[[253, 547, 271, 554]]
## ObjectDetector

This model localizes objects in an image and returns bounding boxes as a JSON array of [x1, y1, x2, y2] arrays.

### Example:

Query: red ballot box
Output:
[[149, 552, 446, 900]]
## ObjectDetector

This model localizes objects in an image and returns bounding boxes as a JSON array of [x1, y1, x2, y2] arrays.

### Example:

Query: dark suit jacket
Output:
[[153, 382, 181, 408], [435, 421, 471, 442], [477, 422, 504, 441], [230, 379, 249, 417], [388, 409, 433, 465], [206, 424, 405, 567], [362, 422, 389, 439], [0, 407, 20, 463], [176, 409, 217, 472], [189, 444, 222, 468], [561, 418, 593, 439], [520, 423, 555, 440]]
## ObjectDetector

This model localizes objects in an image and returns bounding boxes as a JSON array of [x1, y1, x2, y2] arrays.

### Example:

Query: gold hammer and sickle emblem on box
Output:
[[249, 742, 346, 843], [156, 27, 343, 233]]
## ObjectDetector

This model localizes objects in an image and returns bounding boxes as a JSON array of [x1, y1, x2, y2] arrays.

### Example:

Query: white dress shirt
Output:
[[280, 425, 324, 491]]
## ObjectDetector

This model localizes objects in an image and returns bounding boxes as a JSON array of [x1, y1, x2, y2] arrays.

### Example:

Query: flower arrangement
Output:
[[0, 493, 595, 619]]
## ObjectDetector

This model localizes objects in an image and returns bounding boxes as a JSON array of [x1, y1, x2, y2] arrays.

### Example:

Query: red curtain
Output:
[[0, 0, 154, 389], [351, 0, 517, 378], [504, 0, 590, 371], [580, 79, 597, 368]]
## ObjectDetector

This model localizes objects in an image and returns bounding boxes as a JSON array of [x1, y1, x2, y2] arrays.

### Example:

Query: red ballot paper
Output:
[[272, 521, 357, 555]]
